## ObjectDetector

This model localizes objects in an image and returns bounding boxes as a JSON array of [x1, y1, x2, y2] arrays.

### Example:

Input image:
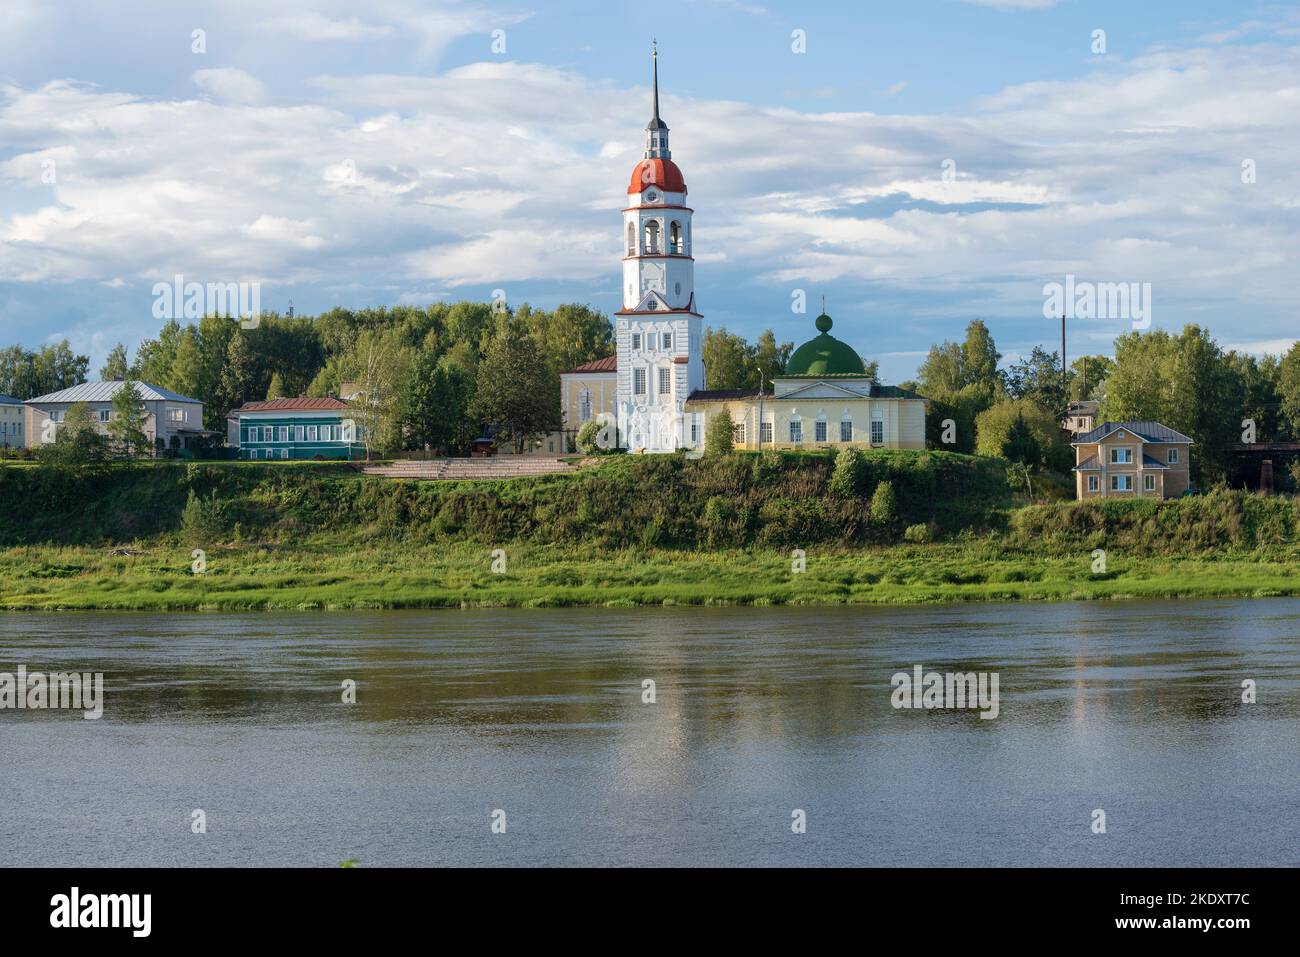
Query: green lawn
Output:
[[2, 539, 1296, 611]]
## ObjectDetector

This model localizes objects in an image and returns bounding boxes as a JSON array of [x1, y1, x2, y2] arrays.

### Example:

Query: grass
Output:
[[2, 538, 1297, 611]]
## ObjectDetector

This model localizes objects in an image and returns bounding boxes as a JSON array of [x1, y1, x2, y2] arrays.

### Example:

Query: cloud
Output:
[[259, 12, 397, 42], [192, 68, 267, 105]]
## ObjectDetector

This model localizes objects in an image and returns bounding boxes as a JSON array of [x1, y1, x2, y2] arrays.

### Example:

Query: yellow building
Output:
[[0, 395, 24, 449], [684, 311, 926, 451], [560, 356, 617, 449]]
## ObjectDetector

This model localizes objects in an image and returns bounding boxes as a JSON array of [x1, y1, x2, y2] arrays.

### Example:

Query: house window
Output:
[[1144, 474, 1156, 491], [657, 367, 671, 397], [632, 333, 642, 350], [789, 420, 802, 443], [633, 368, 647, 396], [646, 333, 657, 351], [50, 411, 65, 423], [760, 421, 773, 445], [99, 410, 110, 423], [815, 421, 827, 442], [1088, 475, 1099, 492], [690, 421, 698, 444], [1111, 474, 1133, 491], [278, 427, 289, 442], [871, 419, 884, 444], [307, 426, 318, 441], [840, 420, 853, 442], [167, 407, 185, 422], [1167, 448, 1179, 464], [733, 420, 746, 444], [280, 449, 288, 460], [662, 332, 672, 351], [579, 389, 592, 423], [1110, 447, 1133, 464], [295, 426, 304, 442]]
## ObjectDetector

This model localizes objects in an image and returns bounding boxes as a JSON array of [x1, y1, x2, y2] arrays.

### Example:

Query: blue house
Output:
[[230, 397, 366, 460]]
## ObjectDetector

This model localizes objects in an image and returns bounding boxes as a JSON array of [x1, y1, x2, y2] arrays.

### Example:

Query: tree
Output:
[[100, 344, 130, 381], [1005, 346, 1069, 415], [220, 332, 260, 413], [347, 328, 411, 460], [36, 401, 108, 471], [470, 322, 558, 454], [704, 411, 735, 455], [1278, 341, 1300, 441], [829, 447, 865, 496], [1069, 354, 1113, 401], [404, 349, 471, 454], [975, 398, 1069, 472], [703, 326, 794, 390], [265, 372, 287, 401], [870, 480, 897, 525], [961, 319, 1002, 392], [107, 381, 150, 459]]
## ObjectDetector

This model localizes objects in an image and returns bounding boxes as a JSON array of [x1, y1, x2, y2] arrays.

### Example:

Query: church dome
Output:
[[784, 312, 867, 376], [628, 157, 687, 195]]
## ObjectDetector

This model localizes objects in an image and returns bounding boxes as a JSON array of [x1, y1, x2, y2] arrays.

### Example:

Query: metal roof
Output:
[[27, 381, 200, 404], [234, 397, 351, 414], [0, 394, 22, 405], [1073, 420, 1194, 445], [563, 356, 617, 374]]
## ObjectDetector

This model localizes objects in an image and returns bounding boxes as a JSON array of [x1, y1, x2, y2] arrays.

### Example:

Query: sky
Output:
[[1, 0, 1298, 384]]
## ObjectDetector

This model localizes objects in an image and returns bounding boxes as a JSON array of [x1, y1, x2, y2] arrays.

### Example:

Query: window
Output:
[[760, 421, 772, 445], [626, 222, 636, 255], [1111, 474, 1133, 491], [690, 421, 699, 444], [1088, 475, 1099, 492], [631, 333, 641, 350], [815, 421, 827, 442], [294, 426, 304, 442], [670, 221, 683, 254], [733, 421, 746, 444], [790, 420, 803, 443], [167, 407, 185, 422], [633, 368, 646, 396], [662, 332, 672, 351], [644, 219, 660, 254], [280, 449, 288, 460], [646, 332, 657, 351], [657, 367, 671, 397], [1109, 447, 1133, 464], [307, 426, 318, 441], [871, 419, 884, 444], [278, 427, 289, 442], [99, 409, 111, 423], [1144, 474, 1156, 491], [840, 420, 853, 442], [1167, 448, 1179, 464], [50, 410, 65, 423], [579, 389, 592, 424]]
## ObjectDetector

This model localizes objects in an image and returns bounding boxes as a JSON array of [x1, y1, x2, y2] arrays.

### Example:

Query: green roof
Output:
[[783, 312, 866, 377]]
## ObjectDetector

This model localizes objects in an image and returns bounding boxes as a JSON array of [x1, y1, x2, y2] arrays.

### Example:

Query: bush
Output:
[[904, 522, 931, 543], [704, 412, 735, 456], [179, 490, 231, 546], [576, 418, 620, 455], [829, 447, 865, 497], [870, 480, 898, 525]]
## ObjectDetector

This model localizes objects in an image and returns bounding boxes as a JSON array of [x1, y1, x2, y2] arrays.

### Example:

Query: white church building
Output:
[[603, 46, 925, 454]]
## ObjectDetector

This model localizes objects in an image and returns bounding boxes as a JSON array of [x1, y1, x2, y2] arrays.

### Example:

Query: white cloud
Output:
[[193, 68, 267, 105], [259, 13, 397, 42]]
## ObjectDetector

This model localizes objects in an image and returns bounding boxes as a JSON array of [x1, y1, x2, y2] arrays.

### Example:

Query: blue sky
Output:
[[2, 0, 1298, 382]]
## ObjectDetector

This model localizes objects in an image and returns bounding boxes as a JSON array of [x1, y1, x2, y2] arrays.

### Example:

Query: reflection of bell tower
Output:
[[615, 42, 705, 452]]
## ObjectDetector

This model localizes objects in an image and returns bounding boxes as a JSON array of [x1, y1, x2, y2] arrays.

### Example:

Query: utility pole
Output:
[[754, 361, 766, 450]]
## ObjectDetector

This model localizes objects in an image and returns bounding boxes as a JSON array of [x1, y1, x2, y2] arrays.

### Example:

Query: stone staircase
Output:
[[363, 457, 581, 481]]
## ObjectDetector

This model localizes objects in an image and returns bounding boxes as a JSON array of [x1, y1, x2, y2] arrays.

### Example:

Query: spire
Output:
[[651, 39, 660, 125], [644, 40, 670, 159]]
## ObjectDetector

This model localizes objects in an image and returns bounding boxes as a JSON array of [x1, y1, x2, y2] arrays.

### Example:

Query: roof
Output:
[[686, 388, 772, 402], [784, 312, 867, 377], [0, 394, 21, 405], [27, 381, 200, 404], [234, 397, 351, 414], [628, 157, 686, 194], [1074, 420, 1194, 445], [1066, 400, 1100, 414], [563, 356, 617, 374]]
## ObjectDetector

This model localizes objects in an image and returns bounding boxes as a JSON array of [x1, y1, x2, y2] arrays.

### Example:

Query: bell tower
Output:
[[615, 42, 705, 452]]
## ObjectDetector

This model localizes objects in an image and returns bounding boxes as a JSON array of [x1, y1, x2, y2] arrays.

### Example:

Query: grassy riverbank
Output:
[[2, 539, 1298, 610], [2, 455, 1298, 609]]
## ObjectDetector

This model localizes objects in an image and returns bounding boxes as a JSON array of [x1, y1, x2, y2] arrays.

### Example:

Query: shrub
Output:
[[704, 412, 735, 456], [904, 522, 931, 543], [829, 447, 865, 497], [870, 480, 898, 525], [179, 490, 231, 545], [576, 418, 620, 455]]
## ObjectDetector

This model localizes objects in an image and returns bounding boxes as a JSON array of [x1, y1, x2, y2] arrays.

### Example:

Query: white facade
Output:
[[615, 46, 704, 452]]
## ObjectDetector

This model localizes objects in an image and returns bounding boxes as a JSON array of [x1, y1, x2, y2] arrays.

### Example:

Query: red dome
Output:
[[627, 157, 687, 195]]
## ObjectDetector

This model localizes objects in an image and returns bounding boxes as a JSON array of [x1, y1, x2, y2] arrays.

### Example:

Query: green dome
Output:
[[784, 313, 867, 376]]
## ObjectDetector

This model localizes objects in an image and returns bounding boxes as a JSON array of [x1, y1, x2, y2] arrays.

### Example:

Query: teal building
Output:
[[230, 397, 366, 460]]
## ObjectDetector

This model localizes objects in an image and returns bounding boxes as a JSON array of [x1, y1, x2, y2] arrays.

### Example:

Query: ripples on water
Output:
[[1, 600, 1297, 867]]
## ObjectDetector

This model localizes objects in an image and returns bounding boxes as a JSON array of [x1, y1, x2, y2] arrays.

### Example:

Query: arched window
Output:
[[644, 219, 660, 254], [670, 221, 683, 254], [626, 222, 636, 255]]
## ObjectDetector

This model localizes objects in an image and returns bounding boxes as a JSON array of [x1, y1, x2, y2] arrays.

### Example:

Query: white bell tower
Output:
[[615, 42, 705, 453]]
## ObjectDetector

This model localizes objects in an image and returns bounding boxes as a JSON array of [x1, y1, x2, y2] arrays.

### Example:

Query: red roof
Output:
[[563, 356, 617, 374], [235, 397, 351, 413], [628, 158, 687, 195]]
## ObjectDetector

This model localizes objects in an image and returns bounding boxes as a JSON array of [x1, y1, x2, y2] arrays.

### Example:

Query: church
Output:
[[564, 46, 927, 454]]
